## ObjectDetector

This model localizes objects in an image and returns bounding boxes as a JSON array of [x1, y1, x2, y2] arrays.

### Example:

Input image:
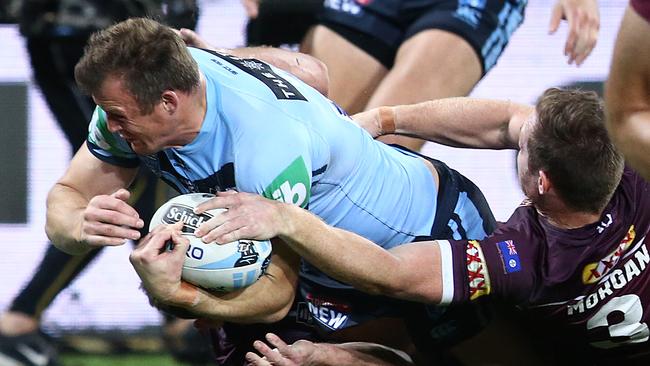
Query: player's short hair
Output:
[[530, 88, 624, 213], [75, 17, 200, 114]]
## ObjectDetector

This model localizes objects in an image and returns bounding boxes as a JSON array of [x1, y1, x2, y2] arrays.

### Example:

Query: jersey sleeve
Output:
[[86, 106, 140, 168], [438, 214, 538, 306]]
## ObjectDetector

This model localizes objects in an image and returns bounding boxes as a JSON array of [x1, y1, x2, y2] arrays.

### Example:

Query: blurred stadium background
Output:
[[0, 0, 627, 364]]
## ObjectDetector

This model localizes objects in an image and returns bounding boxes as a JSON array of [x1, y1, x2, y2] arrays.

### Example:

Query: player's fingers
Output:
[[264, 333, 292, 354], [88, 196, 144, 227], [84, 234, 128, 247], [195, 208, 237, 238], [111, 188, 131, 202], [245, 351, 271, 366], [253, 341, 288, 365], [565, 10, 580, 60], [548, 3, 563, 34], [83, 220, 141, 242], [195, 193, 240, 214], [179, 28, 209, 48], [210, 220, 250, 244]]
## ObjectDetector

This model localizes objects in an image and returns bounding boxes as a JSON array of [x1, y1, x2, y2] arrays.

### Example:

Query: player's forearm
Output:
[[278, 205, 407, 298], [307, 342, 413, 366], [168, 245, 300, 323], [188, 275, 296, 324], [380, 98, 529, 149], [45, 183, 90, 255], [605, 6, 650, 180]]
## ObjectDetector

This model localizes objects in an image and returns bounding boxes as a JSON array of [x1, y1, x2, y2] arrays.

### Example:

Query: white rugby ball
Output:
[[149, 193, 272, 292]]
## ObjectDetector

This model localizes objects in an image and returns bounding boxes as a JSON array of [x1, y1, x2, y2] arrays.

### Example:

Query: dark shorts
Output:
[[245, 0, 323, 46], [319, 0, 527, 73]]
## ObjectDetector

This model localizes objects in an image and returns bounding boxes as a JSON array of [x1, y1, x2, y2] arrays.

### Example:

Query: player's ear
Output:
[[161, 90, 179, 114], [538, 170, 551, 195]]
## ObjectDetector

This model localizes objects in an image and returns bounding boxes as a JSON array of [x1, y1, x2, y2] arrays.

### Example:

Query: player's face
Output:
[[517, 114, 540, 201], [93, 76, 172, 155]]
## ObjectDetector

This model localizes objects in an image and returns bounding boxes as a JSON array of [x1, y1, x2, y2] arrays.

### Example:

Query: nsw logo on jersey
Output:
[[582, 226, 636, 284], [263, 156, 310, 208]]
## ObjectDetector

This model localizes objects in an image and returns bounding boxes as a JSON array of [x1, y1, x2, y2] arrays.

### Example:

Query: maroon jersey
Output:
[[441, 168, 650, 360], [632, 0, 650, 23]]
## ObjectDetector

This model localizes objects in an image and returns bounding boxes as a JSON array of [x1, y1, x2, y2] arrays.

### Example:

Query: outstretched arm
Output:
[[196, 191, 446, 304], [130, 224, 300, 323], [352, 98, 532, 150], [179, 28, 329, 96], [605, 5, 650, 180]]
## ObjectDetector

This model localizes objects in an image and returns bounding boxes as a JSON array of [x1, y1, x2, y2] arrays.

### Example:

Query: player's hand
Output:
[[241, 0, 261, 18], [130, 222, 189, 303], [80, 188, 144, 247], [549, 0, 599, 66], [179, 28, 212, 49], [194, 191, 289, 244], [351, 107, 394, 138], [179, 28, 232, 56], [245, 333, 318, 366]]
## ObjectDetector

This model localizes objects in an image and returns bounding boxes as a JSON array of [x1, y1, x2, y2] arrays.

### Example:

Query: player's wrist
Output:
[[378, 106, 396, 135], [165, 281, 201, 308]]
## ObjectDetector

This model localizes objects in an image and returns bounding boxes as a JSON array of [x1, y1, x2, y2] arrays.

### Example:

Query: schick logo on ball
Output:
[[163, 205, 213, 233]]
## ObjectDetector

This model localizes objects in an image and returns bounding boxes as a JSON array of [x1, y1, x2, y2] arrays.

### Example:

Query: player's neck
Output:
[[540, 207, 601, 230]]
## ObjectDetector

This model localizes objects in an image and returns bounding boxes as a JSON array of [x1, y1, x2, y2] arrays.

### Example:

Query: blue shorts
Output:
[[319, 0, 527, 74]]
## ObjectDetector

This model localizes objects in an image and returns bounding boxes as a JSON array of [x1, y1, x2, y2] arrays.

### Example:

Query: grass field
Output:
[[61, 353, 189, 366]]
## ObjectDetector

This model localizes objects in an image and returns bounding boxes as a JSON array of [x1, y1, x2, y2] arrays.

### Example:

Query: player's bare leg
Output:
[[370, 29, 482, 152], [301, 25, 387, 114]]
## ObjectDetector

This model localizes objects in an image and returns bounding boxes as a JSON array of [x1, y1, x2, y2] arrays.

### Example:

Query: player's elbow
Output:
[[294, 54, 329, 97]]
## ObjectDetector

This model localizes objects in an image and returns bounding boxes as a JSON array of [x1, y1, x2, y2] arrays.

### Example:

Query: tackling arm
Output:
[[605, 5, 650, 180], [197, 192, 446, 305], [354, 98, 532, 150], [278, 205, 444, 304]]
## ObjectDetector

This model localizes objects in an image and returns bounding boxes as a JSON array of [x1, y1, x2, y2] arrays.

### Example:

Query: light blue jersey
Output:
[[88, 47, 438, 252], [87, 47, 496, 331]]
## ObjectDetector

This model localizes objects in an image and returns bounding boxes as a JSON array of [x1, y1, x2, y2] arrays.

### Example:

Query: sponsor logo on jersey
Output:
[[568, 237, 649, 316], [207, 51, 307, 101], [582, 226, 636, 284], [324, 0, 362, 16], [496, 240, 521, 274], [263, 157, 310, 208], [467, 240, 491, 300], [162, 205, 213, 233], [303, 293, 351, 330]]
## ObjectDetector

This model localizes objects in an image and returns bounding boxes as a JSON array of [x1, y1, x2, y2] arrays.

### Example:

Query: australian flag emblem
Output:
[[497, 240, 521, 274]]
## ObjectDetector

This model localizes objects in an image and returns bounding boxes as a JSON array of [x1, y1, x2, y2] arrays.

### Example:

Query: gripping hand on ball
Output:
[[81, 188, 144, 247], [194, 191, 291, 244], [130, 222, 195, 305]]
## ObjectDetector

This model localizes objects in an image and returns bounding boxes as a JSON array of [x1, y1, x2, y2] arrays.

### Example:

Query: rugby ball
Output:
[[149, 193, 272, 292]]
